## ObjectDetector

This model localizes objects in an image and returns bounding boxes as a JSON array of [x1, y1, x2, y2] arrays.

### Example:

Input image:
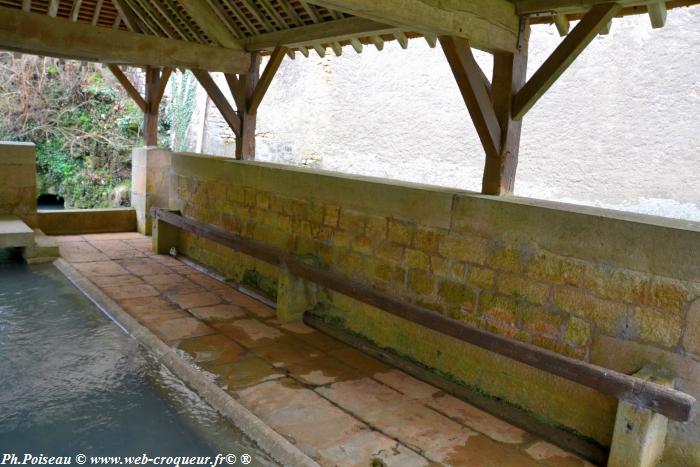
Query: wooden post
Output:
[[483, 19, 530, 195], [234, 53, 260, 160], [143, 67, 159, 146], [143, 66, 171, 146]]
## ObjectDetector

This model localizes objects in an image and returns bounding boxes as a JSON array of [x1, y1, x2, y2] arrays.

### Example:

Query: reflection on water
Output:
[[0, 257, 276, 466]]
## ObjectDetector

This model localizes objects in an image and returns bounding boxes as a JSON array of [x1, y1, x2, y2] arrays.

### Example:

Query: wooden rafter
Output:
[[308, 0, 520, 53], [0, 7, 250, 74], [440, 36, 501, 162], [112, 0, 141, 32], [511, 2, 621, 120], [92, 0, 105, 25], [107, 64, 146, 112], [191, 69, 242, 137], [243, 17, 398, 51], [177, 0, 242, 48], [648, 1, 667, 28], [70, 0, 83, 21]]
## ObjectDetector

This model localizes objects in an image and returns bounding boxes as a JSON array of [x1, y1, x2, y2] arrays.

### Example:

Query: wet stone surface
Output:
[[57, 232, 597, 467]]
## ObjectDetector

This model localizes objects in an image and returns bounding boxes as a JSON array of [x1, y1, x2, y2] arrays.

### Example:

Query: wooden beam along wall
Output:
[[153, 207, 697, 424], [0, 6, 250, 73]]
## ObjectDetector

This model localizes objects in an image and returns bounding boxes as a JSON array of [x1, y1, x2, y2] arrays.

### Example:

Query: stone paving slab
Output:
[[55, 232, 597, 467]]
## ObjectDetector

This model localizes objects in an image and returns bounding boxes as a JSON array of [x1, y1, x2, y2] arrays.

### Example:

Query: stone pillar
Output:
[[608, 366, 672, 467], [0, 142, 37, 227], [276, 267, 317, 323], [131, 146, 172, 235]]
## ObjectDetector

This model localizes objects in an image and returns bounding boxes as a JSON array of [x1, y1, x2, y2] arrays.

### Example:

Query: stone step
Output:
[[0, 214, 34, 248]]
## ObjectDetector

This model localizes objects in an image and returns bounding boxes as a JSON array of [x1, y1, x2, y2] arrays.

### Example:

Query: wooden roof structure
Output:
[[0, 0, 698, 194], [1, 0, 697, 63]]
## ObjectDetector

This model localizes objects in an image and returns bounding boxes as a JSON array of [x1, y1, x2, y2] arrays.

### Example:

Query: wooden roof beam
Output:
[[511, 2, 621, 120], [0, 7, 251, 74], [244, 17, 399, 51], [112, 0, 142, 32], [308, 0, 520, 53], [176, 0, 243, 48], [515, 0, 687, 15]]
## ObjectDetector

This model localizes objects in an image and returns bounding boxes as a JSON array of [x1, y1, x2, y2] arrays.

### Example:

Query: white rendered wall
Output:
[[188, 6, 700, 221]]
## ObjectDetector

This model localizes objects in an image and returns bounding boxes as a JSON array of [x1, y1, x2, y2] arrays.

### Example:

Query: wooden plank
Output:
[[0, 7, 251, 74], [308, 0, 519, 53], [247, 46, 286, 115], [330, 41, 342, 55], [152, 207, 697, 423], [303, 312, 608, 465], [148, 0, 189, 40], [107, 64, 146, 112], [511, 2, 621, 120], [129, 0, 175, 38], [648, 1, 667, 28], [482, 19, 530, 195], [191, 69, 241, 137], [176, 0, 243, 48], [22, 0, 31, 12], [244, 17, 398, 51], [440, 36, 501, 162], [204, 0, 244, 39]]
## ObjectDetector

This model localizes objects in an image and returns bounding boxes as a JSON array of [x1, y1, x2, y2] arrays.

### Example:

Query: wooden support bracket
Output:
[[247, 46, 287, 115], [108, 65, 169, 145], [108, 64, 146, 112], [511, 2, 621, 120], [441, 18, 530, 195], [440, 36, 501, 162], [191, 69, 242, 138]]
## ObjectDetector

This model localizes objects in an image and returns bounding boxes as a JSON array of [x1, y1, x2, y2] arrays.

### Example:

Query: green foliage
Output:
[[163, 70, 197, 152], [0, 55, 143, 208]]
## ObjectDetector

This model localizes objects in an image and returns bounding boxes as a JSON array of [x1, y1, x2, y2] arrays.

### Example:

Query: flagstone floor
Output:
[[54, 232, 596, 467]]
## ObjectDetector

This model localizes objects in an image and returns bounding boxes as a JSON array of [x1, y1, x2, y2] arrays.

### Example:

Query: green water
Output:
[[0, 254, 276, 466]]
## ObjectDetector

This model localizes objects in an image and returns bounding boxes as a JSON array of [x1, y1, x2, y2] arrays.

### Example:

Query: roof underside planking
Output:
[[0, 0, 698, 72]]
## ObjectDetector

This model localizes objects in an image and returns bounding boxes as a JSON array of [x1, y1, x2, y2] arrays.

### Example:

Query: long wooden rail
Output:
[[152, 208, 696, 422]]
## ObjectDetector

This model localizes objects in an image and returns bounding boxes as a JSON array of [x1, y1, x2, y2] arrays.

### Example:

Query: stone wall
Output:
[[0, 142, 37, 227], [170, 152, 700, 465], [187, 7, 700, 221]]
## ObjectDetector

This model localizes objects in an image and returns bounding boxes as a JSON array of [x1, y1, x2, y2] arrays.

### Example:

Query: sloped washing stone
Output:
[[0, 215, 33, 248]]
